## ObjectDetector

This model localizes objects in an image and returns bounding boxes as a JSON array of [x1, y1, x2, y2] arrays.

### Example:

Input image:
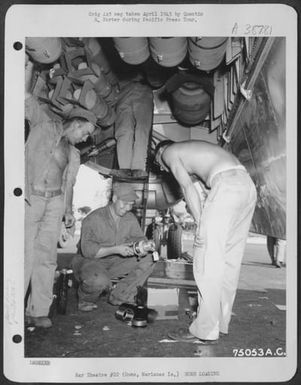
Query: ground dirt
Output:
[[25, 235, 286, 358]]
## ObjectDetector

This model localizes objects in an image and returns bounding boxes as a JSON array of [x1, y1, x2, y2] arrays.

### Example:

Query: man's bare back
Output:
[[163, 140, 241, 187]]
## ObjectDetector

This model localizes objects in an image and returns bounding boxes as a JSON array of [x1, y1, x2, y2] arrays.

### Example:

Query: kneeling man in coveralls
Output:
[[72, 182, 155, 311]]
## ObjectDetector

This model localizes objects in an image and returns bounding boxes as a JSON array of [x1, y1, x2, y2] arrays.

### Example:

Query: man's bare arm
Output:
[[64, 183, 75, 227], [169, 158, 202, 224], [63, 148, 81, 228]]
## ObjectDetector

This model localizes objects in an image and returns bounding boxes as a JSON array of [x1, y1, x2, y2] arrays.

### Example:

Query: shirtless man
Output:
[[25, 60, 96, 328], [154, 140, 257, 343]]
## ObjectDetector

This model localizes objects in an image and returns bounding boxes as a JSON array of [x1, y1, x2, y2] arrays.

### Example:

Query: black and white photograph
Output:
[[2, 3, 298, 383]]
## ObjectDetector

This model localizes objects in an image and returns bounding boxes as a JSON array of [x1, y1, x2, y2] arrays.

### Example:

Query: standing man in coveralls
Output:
[[114, 74, 153, 173], [25, 59, 96, 328]]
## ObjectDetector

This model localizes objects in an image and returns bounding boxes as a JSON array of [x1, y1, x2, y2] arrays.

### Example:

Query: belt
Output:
[[32, 188, 62, 198]]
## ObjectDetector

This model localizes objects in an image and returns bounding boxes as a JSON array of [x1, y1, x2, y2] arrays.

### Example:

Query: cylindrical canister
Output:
[[188, 37, 228, 71], [149, 37, 187, 67], [113, 37, 150, 65], [132, 306, 148, 328], [26, 37, 62, 64], [115, 303, 136, 322]]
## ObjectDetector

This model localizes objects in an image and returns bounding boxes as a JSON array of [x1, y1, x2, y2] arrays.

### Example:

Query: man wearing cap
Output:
[[25, 59, 96, 328], [154, 140, 257, 343], [71, 182, 155, 312]]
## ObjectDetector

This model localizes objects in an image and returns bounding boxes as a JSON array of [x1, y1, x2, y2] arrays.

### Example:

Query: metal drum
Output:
[[26, 37, 62, 64], [188, 37, 228, 71], [149, 37, 187, 67], [113, 37, 150, 65]]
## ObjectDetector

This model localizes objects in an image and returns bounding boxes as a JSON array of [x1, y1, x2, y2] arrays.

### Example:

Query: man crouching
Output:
[[72, 182, 155, 311]]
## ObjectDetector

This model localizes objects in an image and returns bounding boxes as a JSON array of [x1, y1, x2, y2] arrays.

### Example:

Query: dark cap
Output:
[[68, 107, 97, 126], [113, 182, 139, 203]]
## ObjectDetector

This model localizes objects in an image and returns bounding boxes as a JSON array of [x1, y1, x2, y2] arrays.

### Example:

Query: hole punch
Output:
[[13, 187, 23, 197], [13, 41, 23, 51], [12, 334, 22, 343]]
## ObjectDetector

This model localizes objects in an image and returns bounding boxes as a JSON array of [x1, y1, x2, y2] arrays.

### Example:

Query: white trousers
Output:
[[189, 169, 257, 340]]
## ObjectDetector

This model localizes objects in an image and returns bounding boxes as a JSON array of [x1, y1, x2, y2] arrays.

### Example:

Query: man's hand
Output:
[[64, 212, 75, 228], [115, 244, 135, 257]]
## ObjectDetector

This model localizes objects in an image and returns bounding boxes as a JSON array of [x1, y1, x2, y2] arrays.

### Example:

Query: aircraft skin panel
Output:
[[226, 38, 286, 239]]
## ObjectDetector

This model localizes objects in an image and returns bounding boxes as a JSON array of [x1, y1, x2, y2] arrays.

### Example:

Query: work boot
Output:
[[26, 316, 52, 328], [108, 296, 124, 306], [108, 293, 135, 306], [78, 301, 98, 312], [168, 327, 218, 344]]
